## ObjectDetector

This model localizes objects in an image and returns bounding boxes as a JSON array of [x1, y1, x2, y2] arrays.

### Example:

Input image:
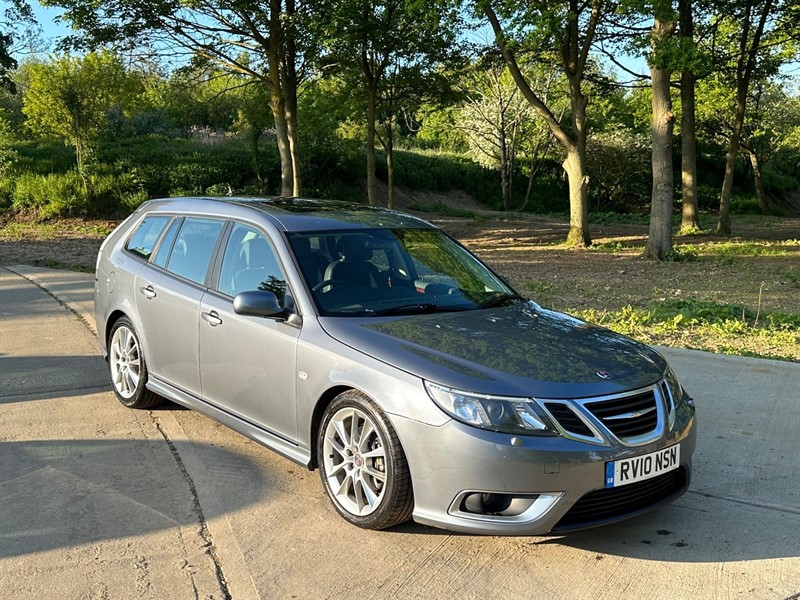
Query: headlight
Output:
[[664, 365, 683, 406], [424, 382, 559, 436]]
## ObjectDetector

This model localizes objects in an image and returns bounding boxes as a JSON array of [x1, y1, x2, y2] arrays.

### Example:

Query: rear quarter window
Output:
[[126, 216, 171, 260]]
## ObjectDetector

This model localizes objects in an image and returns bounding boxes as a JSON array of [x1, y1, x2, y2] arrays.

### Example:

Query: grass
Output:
[[574, 298, 800, 362], [676, 240, 799, 257]]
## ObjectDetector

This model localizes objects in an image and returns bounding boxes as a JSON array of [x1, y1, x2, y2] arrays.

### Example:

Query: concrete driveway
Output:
[[1, 265, 798, 600]]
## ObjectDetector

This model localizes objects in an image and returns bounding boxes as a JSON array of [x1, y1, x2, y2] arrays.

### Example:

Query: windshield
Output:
[[288, 228, 519, 316]]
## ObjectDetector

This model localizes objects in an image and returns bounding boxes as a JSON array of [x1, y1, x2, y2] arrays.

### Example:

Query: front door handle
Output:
[[201, 311, 223, 327], [139, 285, 156, 300]]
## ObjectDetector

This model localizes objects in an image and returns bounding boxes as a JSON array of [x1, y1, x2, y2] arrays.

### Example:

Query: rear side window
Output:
[[126, 216, 170, 260], [165, 218, 224, 285], [152, 218, 181, 268]]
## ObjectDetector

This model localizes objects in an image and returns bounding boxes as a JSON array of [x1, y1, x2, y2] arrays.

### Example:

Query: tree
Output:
[[376, 64, 455, 209], [1, 0, 38, 92], [45, 0, 311, 196], [23, 51, 141, 192], [230, 80, 274, 193], [739, 83, 800, 213], [317, 0, 460, 206], [678, 0, 701, 231], [714, 0, 779, 235], [458, 61, 529, 211], [455, 59, 562, 211], [595, 0, 707, 233], [483, 0, 604, 246], [644, 0, 677, 260]]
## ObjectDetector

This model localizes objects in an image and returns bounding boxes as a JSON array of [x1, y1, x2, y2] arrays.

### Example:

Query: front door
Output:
[[198, 223, 300, 442]]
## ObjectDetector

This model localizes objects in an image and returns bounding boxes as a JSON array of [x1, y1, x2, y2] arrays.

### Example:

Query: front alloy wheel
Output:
[[319, 391, 413, 529]]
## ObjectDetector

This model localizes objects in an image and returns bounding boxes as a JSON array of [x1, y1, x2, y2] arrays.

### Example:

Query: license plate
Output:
[[605, 445, 680, 488]]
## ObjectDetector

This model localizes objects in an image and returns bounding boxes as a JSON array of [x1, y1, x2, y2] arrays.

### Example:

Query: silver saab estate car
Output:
[[95, 196, 696, 534]]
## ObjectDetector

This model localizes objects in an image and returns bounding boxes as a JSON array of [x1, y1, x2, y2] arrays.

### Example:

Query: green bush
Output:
[[10, 140, 76, 175], [729, 193, 761, 215], [587, 131, 651, 211], [696, 184, 720, 210], [0, 176, 14, 210], [12, 171, 86, 218], [761, 167, 798, 198]]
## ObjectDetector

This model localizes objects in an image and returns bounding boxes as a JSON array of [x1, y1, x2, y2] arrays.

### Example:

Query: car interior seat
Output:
[[324, 235, 381, 288]]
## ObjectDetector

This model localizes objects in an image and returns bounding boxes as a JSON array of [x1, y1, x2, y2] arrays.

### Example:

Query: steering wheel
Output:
[[312, 279, 349, 292]]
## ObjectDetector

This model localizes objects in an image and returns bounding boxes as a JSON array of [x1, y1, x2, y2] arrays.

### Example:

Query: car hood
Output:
[[318, 301, 666, 399]]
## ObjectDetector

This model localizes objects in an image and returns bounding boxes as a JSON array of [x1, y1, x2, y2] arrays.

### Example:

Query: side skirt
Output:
[[147, 377, 312, 469]]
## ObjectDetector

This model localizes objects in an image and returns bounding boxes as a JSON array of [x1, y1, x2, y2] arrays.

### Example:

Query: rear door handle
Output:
[[139, 285, 156, 300], [201, 311, 223, 326]]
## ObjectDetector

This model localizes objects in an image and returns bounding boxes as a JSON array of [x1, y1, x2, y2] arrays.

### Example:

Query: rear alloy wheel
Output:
[[318, 391, 413, 529], [108, 317, 162, 409]]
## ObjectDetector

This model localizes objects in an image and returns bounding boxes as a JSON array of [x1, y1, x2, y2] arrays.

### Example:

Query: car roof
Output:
[[139, 196, 435, 233]]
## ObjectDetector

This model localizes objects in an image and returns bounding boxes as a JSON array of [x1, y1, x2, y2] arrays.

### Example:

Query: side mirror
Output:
[[233, 290, 286, 319]]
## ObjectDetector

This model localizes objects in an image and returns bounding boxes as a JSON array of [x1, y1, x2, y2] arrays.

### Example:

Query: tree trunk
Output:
[[747, 150, 771, 215], [717, 0, 774, 236], [565, 79, 591, 246], [74, 136, 89, 197], [282, 0, 302, 197], [284, 85, 302, 197], [366, 79, 378, 206], [268, 0, 293, 196], [644, 17, 676, 261], [499, 124, 511, 211], [522, 153, 536, 211], [678, 0, 700, 232], [386, 142, 394, 210], [563, 149, 590, 246], [717, 94, 745, 235], [270, 85, 293, 197]]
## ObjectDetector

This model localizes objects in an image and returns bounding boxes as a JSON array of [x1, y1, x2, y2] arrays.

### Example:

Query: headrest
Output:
[[246, 237, 273, 267], [338, 235, 373, 262]]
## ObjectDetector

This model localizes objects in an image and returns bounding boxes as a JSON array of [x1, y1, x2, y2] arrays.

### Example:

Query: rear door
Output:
[[198, 222, 300, 442], [134, 216, 224, 397]]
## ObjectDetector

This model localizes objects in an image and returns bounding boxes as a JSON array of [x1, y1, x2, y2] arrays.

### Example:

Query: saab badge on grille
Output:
[[596, 370, 613, 380]]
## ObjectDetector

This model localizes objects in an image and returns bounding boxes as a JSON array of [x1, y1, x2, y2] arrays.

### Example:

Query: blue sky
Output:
[[29, 2, 70, 50]]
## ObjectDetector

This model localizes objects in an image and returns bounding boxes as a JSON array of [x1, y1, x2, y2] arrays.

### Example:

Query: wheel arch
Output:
[[106, 310, 129, 348], [308, 385, 357, 471]]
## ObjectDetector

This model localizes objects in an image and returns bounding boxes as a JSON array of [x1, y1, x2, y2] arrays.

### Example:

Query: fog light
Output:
[[463, 492, 517, 515], [454, 491, 562, 522]]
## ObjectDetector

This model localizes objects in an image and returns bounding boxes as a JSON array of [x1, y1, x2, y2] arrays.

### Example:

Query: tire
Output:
[[107, 317, 162, 409], [318, 390, 414, 530]]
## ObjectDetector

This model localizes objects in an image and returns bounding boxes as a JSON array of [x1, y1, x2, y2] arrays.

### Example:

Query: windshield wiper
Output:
[[369, 303, 468, 316], [477, 293, 526, 309]]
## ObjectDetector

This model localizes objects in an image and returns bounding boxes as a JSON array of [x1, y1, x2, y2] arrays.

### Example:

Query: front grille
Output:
[[553, 467, 687, 531], [585, 390, 658, 439], [545, 403, 594, 437]]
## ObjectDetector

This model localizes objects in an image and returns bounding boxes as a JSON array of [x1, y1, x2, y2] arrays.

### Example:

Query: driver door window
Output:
[[218, 224, 288, 306]]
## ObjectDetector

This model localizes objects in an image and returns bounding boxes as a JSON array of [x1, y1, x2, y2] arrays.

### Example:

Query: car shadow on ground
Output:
[[0, 439, 269, 559], [0, 355, 110, 404]]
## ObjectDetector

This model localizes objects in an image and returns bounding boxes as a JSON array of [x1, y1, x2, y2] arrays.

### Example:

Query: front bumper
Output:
[[392, 396, 696, 535]]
